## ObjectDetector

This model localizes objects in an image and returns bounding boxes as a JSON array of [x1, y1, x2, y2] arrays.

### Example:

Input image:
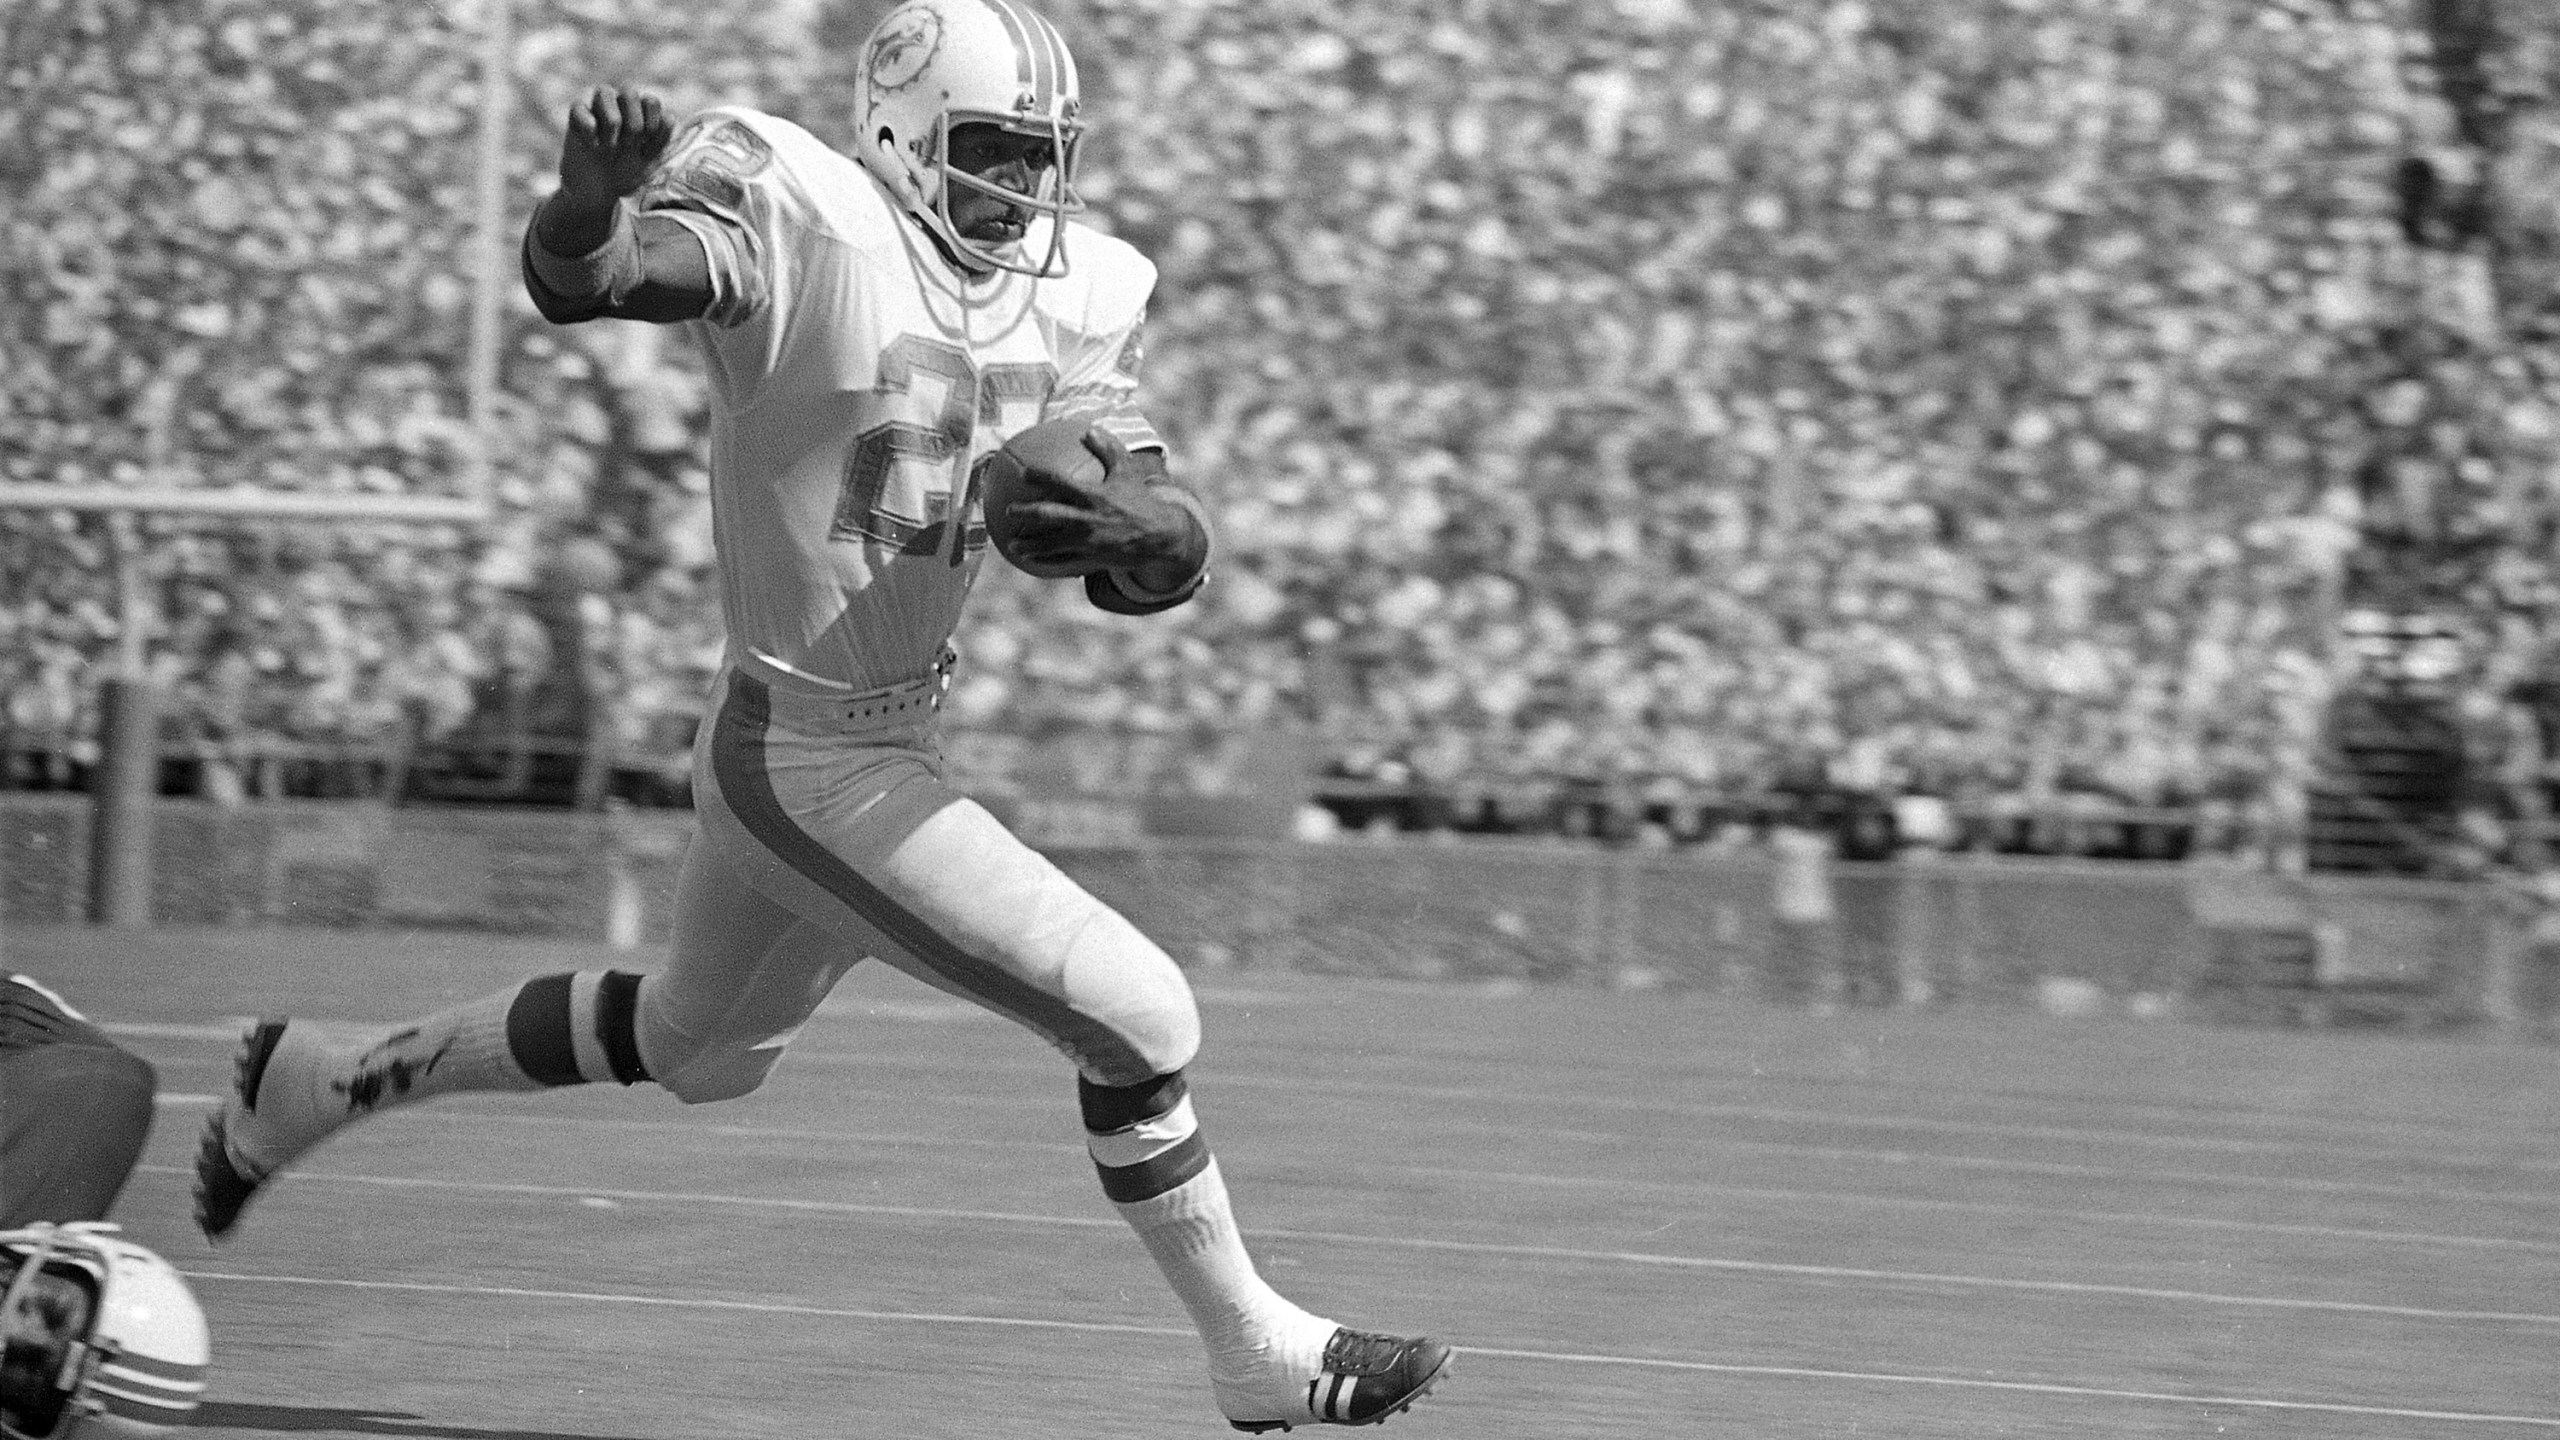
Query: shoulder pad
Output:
[[1049, 223, 1158, 325]]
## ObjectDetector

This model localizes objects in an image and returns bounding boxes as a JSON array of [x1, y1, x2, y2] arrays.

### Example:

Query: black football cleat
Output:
[[1226, 1328, 1453, 1432], [193, 1019, 295, 1240]]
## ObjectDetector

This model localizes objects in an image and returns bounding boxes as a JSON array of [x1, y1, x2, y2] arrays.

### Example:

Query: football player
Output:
[[0, 976, 157, 1230], [0, 1223, 210, 1440], [193, 1, 1450, 1430]]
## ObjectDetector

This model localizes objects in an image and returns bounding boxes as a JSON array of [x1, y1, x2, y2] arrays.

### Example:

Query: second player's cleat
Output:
[[1224, 1328, 1453, 1432], [194, 1018, 345, 1240]]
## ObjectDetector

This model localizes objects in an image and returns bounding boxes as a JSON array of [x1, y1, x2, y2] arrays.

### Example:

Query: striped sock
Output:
[[501, 971, 652, 1088], [1083, 1075, 1331, 1406]]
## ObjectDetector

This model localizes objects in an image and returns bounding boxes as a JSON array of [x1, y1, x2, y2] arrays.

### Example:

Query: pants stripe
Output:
[[711, 674, 1153, 1080]]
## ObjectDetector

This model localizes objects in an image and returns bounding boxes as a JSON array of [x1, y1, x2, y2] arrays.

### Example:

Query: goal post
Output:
[[0, 486, 490, 524], [0, 486, 493, 929], [0, 0, 517, 930]]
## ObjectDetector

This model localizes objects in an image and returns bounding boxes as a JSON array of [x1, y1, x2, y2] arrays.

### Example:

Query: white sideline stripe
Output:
[[138, 1166, 2560, 1328], [133, 1133, 2560, 1256], [120, 1022, 2560, 1174], [1769, 1140, 2560, 1210], [1458, 1346, 2560, 1429], [145, 1091, 2560, 1214], [173, 1271, 2560, 1430], [1397, 1164, 2560, 1256], [1204, 1070, 2560, 1172], [184, 1269, 1190, 1339], [127, 1148, 2560, 1264], [157, 1093, 221, 1107], [106, 1020, 255, 1042]]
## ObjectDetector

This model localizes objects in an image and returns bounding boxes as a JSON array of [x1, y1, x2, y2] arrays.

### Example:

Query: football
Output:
[[979, 417, 1109, 578]]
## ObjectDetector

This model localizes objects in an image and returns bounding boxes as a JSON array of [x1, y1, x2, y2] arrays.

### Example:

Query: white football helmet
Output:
[[0, 1225, 209, 1440], [852, 0, 1086, 277]]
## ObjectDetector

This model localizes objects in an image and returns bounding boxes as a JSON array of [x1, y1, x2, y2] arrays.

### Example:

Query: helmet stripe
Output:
[[97, 1351, 206, 1385], [91, 1381, 203, 1416], [982, 0, 1051, 104], [98, 1361, 207, 1395], [1026, 8, 1070, 104]]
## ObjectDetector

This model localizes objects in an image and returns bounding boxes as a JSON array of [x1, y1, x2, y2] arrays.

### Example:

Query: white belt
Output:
[[742, 648, 953, 733]]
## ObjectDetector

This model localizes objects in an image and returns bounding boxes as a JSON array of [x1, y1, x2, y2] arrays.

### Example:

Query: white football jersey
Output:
[[636, 107, 1161, 691]]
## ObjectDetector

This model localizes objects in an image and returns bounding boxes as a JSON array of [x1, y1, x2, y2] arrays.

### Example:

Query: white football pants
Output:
[[636, 664, 1201, 1102]]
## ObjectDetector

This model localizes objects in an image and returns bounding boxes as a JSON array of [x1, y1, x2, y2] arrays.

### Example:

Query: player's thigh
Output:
[[873, 794, 1198, 1081], [703, 743, 1196, 1084], [644, 836, 865, 1100]]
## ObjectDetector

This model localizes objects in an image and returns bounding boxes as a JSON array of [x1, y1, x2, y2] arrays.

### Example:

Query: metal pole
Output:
[[463, 0, 513, 514], [89, 516, 158, 927]]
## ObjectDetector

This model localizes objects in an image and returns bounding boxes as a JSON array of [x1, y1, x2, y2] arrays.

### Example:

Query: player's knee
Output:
[[633, 983, 784, 1104], [1128, 992, 1200, 1079], [649, 1038, 781, 1104], [1074, 989, 1198, 1086], [655, 1057, 776, 1105], [636, 1018, 780, 1104], [1059, 933, 1200, 1084]]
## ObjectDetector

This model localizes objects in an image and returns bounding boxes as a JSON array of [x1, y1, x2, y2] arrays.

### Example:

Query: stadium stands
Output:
[[7, 0, 2560, 867]]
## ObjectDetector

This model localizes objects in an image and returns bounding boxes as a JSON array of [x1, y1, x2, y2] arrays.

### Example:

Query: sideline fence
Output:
[[5, 794, 2548, 1040]]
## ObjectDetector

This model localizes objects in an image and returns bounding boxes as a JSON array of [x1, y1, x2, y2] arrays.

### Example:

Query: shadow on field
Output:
[[195, 1403, 655, 1440]]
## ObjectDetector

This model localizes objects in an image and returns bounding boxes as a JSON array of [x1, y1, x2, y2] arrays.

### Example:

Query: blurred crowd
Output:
[[8, 0, 2560, 861]]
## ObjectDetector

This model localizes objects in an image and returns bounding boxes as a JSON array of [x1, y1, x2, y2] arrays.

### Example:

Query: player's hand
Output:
[[557, 87, 672, 204], [1000, 430, 1199, 573]]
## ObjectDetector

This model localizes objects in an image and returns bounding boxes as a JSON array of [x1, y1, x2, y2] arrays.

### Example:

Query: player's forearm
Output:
[[522, 191, 640, 323], [520, 199, 715, 325], [533, 186, 625, 258]]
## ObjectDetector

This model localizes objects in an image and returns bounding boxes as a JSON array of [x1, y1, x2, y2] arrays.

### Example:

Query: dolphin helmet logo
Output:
[[867, 8, 942, 95]]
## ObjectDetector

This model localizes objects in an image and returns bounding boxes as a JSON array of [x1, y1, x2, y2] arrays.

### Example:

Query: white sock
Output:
[[337, 989, 546, 1111], [1112, 1158, 1335, 1411], [227, 990, 541, 1177], [326, 968, 651, 1119]]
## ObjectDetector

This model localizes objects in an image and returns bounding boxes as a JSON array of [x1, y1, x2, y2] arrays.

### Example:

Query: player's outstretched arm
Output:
[[521, 87, 714, 325]]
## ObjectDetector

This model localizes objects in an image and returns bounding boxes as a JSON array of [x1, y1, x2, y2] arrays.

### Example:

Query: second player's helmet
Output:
[[853, 0, 1086, 278], [0, 1224, 210, 1440]]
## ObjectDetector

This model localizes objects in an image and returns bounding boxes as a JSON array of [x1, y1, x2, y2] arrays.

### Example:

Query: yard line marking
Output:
[[141, 1100, 1084, 1152], [120, 1025, 2560, 1170], [171, 1272, 2560, 1430], [182, 1270, 1191, 1337], [103, 1020, 256, 1042], [136, 1121, 2560, 1254], [144, 1096, 2560, 1213], [139, 1167, 2560, 1328], [1759, 1140, 2560, 1209], [1393, 1164, 2560, 1255], [1204, 1070, 2560, 1172], [1460, 1346, 2560, 1429]]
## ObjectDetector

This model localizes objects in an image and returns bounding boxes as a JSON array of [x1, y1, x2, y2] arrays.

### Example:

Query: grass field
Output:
[[16, 923, 2560, 1439]]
